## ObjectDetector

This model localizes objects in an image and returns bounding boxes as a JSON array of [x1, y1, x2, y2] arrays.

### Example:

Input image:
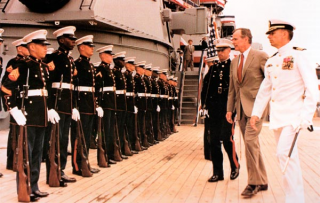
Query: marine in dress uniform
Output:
[[151, 67, 162, 141], [172, 77, 179, 130], [124, 56, 141, 152], [168, 76, 178, 133], [134, 61, 149, 148], [0, 29, 4, 115], [95, 45, 118, 164], [44, 26, 78, 184], [113, 52, 129, 159], [71, 35, 101, 176], [158, 69, 170, 138], [202, 39, 240, 182], [2, 30, 55, 200], [251, 19, 319, 203], [3, 39, 29, 171]]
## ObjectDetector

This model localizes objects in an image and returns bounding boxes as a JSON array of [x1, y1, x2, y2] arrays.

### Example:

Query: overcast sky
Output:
[[223, 0, 320, 66]]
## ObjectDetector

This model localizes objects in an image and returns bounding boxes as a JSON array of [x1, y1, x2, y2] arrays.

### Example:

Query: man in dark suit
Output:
[[183, 39, 195, 71], [226, 28, 268, 197]]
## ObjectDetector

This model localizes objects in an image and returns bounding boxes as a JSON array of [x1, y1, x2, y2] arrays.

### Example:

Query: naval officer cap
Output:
[[160, 69, 168, 75], [125, 56, 136, 64], [96, 45, 114, 55], [266, 19, 296, 34], [75, 35, 95, 47], [152, 67, 160, 73], [168, 75, 174, 80], [0, 28, 4, 42], [53, 26, 77, 40], [145, 63, 152, 70], [173, 77, 178, 81], [23, 29, 50, 45], [214, 39, 233, 50], [135, 61, 146, 68], [113, 51, 126, 61], [12, 38, 27, 47]]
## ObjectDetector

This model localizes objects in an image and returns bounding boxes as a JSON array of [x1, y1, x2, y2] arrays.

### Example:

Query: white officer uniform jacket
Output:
[[252, 42, 319, 129]]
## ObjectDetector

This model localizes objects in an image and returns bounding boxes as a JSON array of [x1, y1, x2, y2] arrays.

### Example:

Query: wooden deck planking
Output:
[[0, 118, 320, 203]]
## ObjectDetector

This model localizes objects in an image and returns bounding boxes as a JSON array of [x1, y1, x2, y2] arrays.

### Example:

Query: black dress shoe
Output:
[[121, 155, 128, 159], [260, 184, 268, 191], [153, 140, 159, 144], [141, 146, 148, 150], [208, 175, 224, 182], [72, 169, 82, 176], [131, 150, 139, 154], [230, 168, 240, 180], [241, 185, 261, 197], [108, 159, 117, 164], [90, 168, 100, 173], [59, 180, 68, 187], [30, 194, 40, 202], [61, 174, 77, 183], [33, 190, 49, 198]]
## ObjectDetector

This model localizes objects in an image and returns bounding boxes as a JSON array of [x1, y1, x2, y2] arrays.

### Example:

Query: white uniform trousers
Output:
[[274, 126, 304, 203]]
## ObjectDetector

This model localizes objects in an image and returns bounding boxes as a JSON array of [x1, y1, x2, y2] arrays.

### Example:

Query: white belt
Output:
[[168, 97, 173, 100], [78, 86, 95, 92], [52, 82, 74, 90], [146, 93, 151, 97], [160, 95, 169, 98], [100, 86, 116, 92], [174, 97, 178, 99], [137, 93, 146, 97], [151, 94, 159, 98], [126, 92, 135, 96], [116, 90, 126, 94], [22, 89, 48, 97]]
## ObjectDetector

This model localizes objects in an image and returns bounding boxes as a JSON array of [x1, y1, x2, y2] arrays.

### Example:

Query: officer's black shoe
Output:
[[59, 180, 68, 187], [30, 194, 40, 202], [108, 159, 117, 164], [260, 184, 268, 191], [141, 146, 148, 150], [72, 169, 82, 176], [121, 155, 128, 159], [33, 190, 49, 198], [230, 168, 240, 180], [208, 175, 224, 182], [131, 150, 139, 154], [148, 142, 154, 146], [153, 140, 159, 144], [61, 174, 77, 183], [90, 168, 100, 173], [0, 172, 3, 177]]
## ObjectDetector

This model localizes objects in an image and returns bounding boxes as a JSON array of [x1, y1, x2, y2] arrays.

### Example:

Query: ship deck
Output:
[[0, 119, 320, 203]]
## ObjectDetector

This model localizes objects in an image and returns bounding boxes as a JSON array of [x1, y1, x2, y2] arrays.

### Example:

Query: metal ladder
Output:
[[0, 0, 10, 13], [80, 0, 94, 10]]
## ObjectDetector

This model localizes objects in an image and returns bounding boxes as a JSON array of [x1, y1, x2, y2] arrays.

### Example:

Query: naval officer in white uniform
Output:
[[250, 19, 319, 203]]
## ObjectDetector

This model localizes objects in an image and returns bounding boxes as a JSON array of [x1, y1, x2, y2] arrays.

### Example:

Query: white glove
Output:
[[72, 108, 80, 121], [134, 106, 138, 114], [292, 118, 311, 133], [121, 67, 126, 73], [132, 70, 136, 77], [96, 107, 104, 117], [204, 109, 209, 118], [171, 105, 175, 110], [48, 109, 60, 124], [157, 105, 161, 112], [10, 107, 26, 126], [109, 63, 114, 69], [199, 109, 204, 117]]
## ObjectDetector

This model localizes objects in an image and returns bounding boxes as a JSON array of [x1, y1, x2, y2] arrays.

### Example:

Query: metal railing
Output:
[[80, 0, 94, 10], [1, 0, 10, 13]]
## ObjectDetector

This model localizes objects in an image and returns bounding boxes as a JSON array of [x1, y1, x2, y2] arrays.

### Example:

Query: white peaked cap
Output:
[[23, 29, 50, 45], [12, 38, 27, 47], [173, 77, 178, 81], [75, 35, 94, 46], [214, 39, 233, 48], [266, 19, 296, 34], [96, 45, 114, 54], [93, 62, 101, 67], [53, 26, 76, 38], [135, 61, 146, 67], [152, 67, 160, 72], [168, 75, 174, 80], [113, 51, 126, 59], [145, 63, 152, 69], [125, 56, 136, 63]]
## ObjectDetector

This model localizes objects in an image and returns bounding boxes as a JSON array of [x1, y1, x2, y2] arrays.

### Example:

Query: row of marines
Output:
[[0, 26, 179, 202]]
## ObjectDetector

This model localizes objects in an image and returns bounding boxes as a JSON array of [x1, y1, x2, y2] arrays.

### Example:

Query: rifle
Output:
[[17, 69, 31, 202], [156, 111, 162, 141], [113, 113, 123, 161], [48, 75, 63, 187], [77, 120, 92, 177], [97, 117, 108, 167], [123, 125, 132, 156], [134, 114, 142, 151], [11, 125, 17, 171]]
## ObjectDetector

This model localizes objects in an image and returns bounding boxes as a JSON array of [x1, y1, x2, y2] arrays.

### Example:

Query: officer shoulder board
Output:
[[269, 52, 278, 59], [293, 47, 306, 51]]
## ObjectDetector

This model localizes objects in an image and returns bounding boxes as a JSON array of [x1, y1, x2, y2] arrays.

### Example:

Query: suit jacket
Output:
[[227, 48, 268, 118], [183, 45, 195, 61]]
